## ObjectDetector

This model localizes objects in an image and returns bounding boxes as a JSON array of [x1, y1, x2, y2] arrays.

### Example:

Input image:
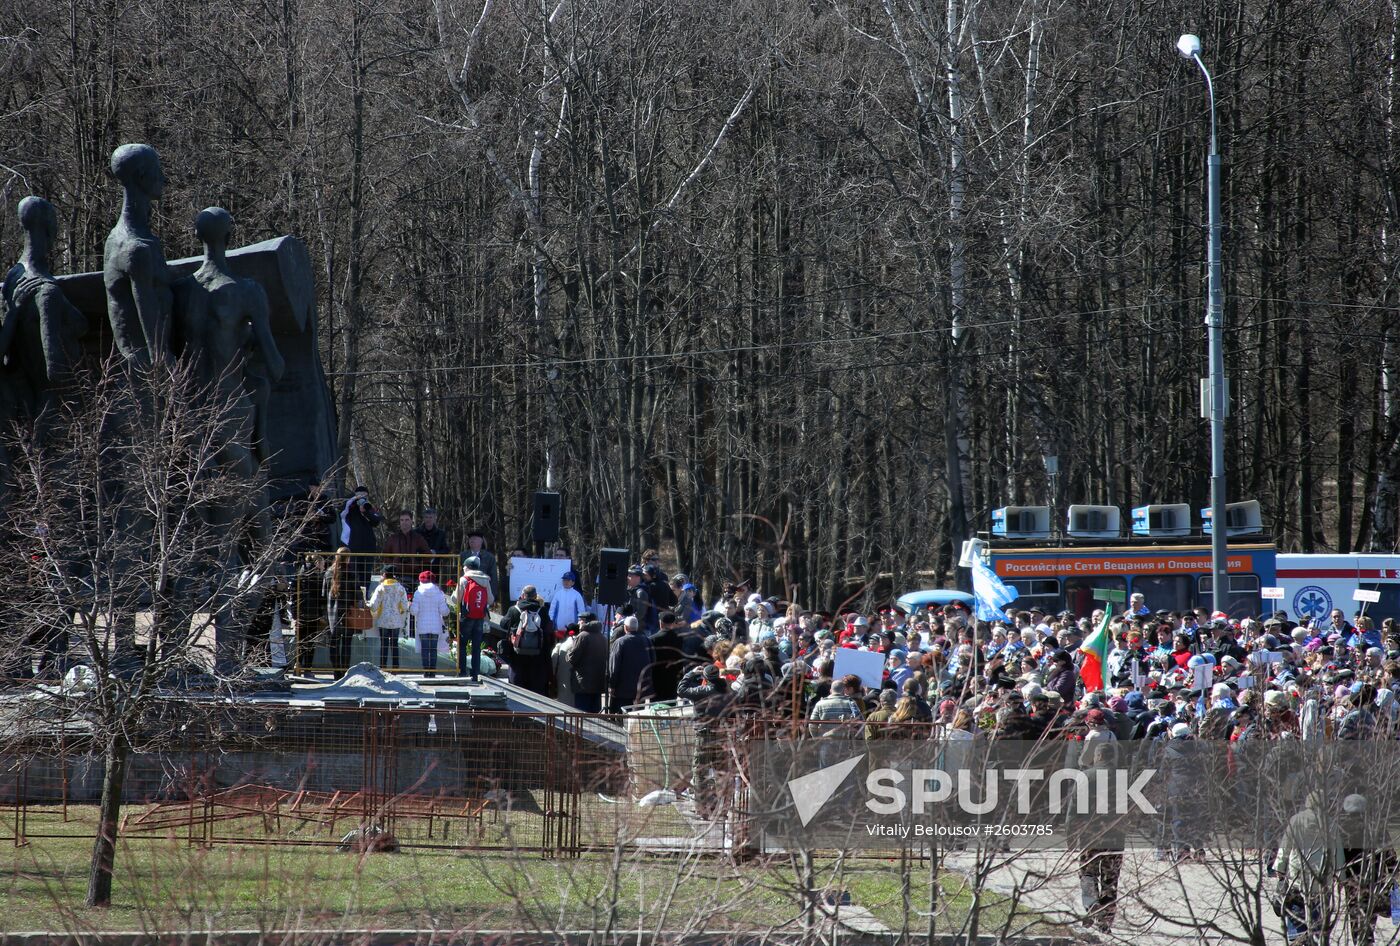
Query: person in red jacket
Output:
[[1170, 634, 1194, 672], [383, 510, 430, 578]]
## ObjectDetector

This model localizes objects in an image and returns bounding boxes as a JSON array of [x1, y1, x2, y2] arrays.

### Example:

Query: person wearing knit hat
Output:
[[861, 687, 900, 739], [887, 649, 913, 692], [1377, 688, 1398, 727], [1084, 708, 1110, 729], [408, 568, 449, 677]]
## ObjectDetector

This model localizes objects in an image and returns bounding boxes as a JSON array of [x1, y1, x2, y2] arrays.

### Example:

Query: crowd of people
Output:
[[269, 488, 1400, 941], [14, 473, 1400, 941], [633, 593, 1400, 943]]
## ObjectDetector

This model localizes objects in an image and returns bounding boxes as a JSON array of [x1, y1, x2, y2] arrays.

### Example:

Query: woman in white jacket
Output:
[[409, 570, 450, 677]]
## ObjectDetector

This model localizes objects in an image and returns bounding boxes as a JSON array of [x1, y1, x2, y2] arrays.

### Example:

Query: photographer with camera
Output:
[[339, 486, 382, 586]]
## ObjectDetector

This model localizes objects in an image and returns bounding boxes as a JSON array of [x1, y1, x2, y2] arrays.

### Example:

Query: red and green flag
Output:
[[1079, 609, 1111, 692]]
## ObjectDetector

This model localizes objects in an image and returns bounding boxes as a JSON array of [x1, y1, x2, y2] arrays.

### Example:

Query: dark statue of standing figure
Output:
[[103, 143, 175, 367], [7, 142, 337, 500], [182, 207, 286, 543], [188, 208, 285, 467], [2, 144, 340, 677], [1, 196, 88, 426], [185, 207, 286, 410]]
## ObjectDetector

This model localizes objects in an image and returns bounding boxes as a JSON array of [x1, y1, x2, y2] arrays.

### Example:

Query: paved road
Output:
[[944, 850, 1400, 944]]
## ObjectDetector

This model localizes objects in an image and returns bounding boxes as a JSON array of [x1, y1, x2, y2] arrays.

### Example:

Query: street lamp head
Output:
[[1176, 33, 1201, 60]]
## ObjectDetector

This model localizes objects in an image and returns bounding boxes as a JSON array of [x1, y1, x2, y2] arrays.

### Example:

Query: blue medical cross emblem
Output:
[[1292, 586, 1331, 621]]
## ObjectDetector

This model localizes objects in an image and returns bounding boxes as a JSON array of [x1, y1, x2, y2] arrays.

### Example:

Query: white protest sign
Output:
[[1248, 651, 1284, 685], [1192, 660, 1215, 691], [509, 557, 573, 602], [833, 648, 887, 692], [1261, 587, 1285, 600], [1354, 588, 1383, 603]]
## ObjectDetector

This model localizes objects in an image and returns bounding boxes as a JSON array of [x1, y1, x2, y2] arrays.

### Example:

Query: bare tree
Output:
[[2, 356, 323, 907]]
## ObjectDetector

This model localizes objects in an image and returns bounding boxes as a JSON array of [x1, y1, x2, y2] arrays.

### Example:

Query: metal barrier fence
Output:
[[0, 705, 944, 858], [0, 705, 774, 857], [291, 551, 468, 677]]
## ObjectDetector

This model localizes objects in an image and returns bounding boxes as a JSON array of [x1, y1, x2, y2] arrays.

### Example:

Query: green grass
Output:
[[0, 806, 1048, 936]]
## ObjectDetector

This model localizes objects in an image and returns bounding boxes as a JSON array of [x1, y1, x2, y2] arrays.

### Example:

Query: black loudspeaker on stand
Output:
[[532, 491, 561, 543], [597, 547, 630, 606]]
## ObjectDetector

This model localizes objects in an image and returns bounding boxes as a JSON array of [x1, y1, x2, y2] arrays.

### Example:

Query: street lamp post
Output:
[[1177, 33, 1230, 617]]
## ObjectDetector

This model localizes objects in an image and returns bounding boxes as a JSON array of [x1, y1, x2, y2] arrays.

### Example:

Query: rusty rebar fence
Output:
[[0, 704, 940, 857]]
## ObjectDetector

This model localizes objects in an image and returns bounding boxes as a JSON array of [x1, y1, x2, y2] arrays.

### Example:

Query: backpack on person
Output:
[[513, 609, 544, 656], [462, 579, 489, 619]]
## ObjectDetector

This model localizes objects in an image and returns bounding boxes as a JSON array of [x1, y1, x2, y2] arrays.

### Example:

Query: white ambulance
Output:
[[1274, 554, 1400, 623]]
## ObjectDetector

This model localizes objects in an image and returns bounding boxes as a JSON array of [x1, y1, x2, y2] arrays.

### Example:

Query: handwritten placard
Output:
[[508, 557, 574, 602]]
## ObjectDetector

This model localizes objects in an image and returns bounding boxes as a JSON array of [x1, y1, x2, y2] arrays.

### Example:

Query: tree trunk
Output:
[[336, 0, 367, 469], [86, 734, 129, 908], [1337, 354, 1358, 552], [943, 0, 972, 567], [1298, 319, 1317, 553]]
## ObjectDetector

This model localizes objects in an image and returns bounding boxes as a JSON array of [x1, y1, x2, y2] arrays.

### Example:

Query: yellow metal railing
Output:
[[290, 550, 477, 675]]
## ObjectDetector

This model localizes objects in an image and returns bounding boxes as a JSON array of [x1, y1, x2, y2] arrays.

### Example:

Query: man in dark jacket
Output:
[[640, 548, 670, 585], [414, 508, 450, 556], [568, 617, 609, 712], [609, 615, 655, 710], [293, 555, 327, 672], [644, 563, 676, 611], [714, 597, 747, 643], [500, 585, 554, 695], [339, 487, 382, 584], [646, 611, 687, 702], [618, 565, 649, 632], [626, 567, 656, 633], [678, 663, 730, 817], [1046, 650, 1078, 706], [1027, 691, 1060, 737], [679, 614, 709, 660], [462, 530, 499, 599], [340, 487, 381, 551]]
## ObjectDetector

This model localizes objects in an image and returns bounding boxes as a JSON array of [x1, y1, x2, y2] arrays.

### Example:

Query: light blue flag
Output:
[[971, 556, 1019, 622]]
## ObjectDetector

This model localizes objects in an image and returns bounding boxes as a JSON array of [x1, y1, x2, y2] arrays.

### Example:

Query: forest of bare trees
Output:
[[2, 0, 1399, 608]]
